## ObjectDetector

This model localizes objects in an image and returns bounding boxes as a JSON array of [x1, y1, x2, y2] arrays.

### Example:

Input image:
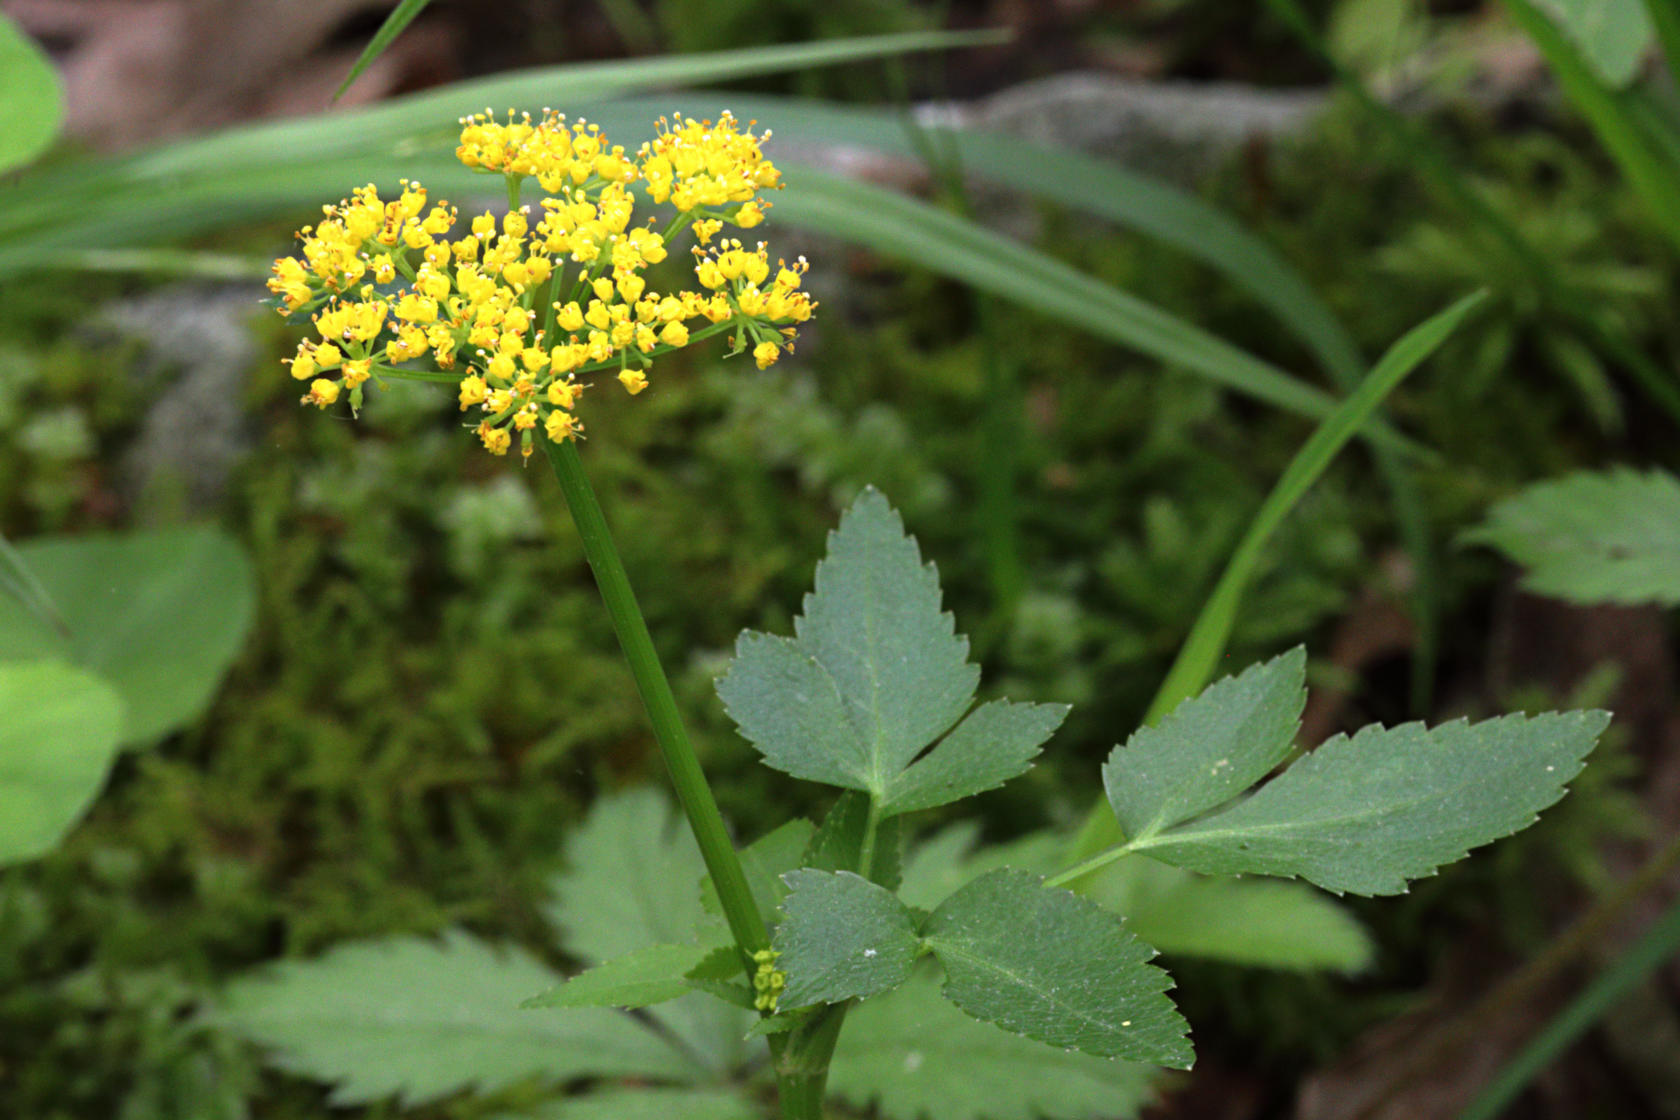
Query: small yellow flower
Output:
[[458, 374, 488, 410], [476, 421, 512, 455], [753, 341, 781, 369], [618, 369, 649, 395], [548, 378, 582, 408], [303, 378, 340, 407], [545, 409, 582, 441]]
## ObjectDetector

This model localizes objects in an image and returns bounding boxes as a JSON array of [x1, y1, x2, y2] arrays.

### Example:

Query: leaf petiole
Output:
[[1043, 842, 1136, 889]]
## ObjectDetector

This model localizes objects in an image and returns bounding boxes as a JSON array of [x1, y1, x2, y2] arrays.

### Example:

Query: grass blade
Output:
[[1459, 892, 1680, 1120], [778, 167, 1412, 444], [0, 533, 65, 638], [333, 0, 435, 103], [1503, 0, 1680, 251], [1263, 0, 1680, 423], [0, 30, 1006, 245], [569, 93, 1364, 386], [1069, 292, 1486, 866], [569, 94, 1444, 708], [1144, 290, 1485, 723]]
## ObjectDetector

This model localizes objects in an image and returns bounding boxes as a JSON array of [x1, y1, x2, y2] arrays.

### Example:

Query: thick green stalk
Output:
[[540, 434, 769, 959], [776, 1005, 848, 1120]]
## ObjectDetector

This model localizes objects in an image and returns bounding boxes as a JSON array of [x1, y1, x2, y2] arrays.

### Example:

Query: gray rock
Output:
[[100, 284, 264, 510], [918, 71, 1327, 186]]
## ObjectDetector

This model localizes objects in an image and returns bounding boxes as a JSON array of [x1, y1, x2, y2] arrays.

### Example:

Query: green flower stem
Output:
[[540, 433, 770, 960], [542, 435, 832, 1116]]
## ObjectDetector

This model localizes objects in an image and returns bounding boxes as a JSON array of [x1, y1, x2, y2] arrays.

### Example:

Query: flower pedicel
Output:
[[268, 110, 815, 458]]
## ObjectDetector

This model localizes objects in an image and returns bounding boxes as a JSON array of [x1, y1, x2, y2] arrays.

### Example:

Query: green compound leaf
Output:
[[215, 931, 698, 1107], [701, 817, 815, 926], [1464, 468, 1680, 607], [922, 869, 1191, 1067], [521, 943, 715, 1011], [0, 14, 63, 175], [0, 527, 255, 746], [720, 489, 1048, 816], [548, 788, 753, 1074], [720, 488, 975, 793], [828, 970, 1160, 1120], [901, 823, 1372, 973], [1103, 647, 1305, 843], [1133, 710, 1611, 895], [0, 661, 123, 866], [805, 790, 903, 888], [775, 869, 921, 1008], [519, 1087, 762, 1120]]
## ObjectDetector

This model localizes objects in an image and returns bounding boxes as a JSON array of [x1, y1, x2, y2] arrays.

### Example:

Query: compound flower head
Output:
[[268, 111, 813, 459]]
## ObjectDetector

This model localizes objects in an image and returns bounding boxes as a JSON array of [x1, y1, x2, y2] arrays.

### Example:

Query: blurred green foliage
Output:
[[3, 3, 1678, 1114]]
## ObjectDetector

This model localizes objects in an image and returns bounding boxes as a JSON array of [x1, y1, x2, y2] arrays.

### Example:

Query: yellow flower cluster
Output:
[[268, 110, 814, 458]]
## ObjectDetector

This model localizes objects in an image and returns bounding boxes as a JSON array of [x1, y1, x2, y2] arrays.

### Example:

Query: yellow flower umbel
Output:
[[268, 110, 815, 459]]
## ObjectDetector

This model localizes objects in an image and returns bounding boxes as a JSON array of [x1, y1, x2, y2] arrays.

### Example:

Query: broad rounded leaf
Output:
[[216, 931, 697, 1107], [1465, 468, 1680, 606], [1535, 0, 1654, 87], [0, 14, 63, 174], [1103, 648, 1305, 841], [776, 869, 921, 1008], [0, 661, 122, 865], [0, 527, 256, 745], [923, 869, 1191, 1067], [1135, 710, 1611, 895], [829, 971, 1160, 1120]]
